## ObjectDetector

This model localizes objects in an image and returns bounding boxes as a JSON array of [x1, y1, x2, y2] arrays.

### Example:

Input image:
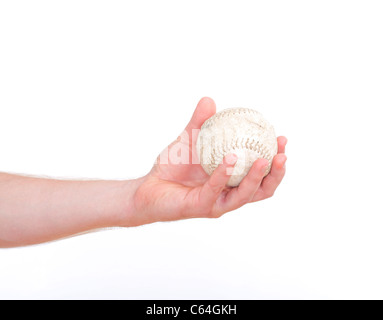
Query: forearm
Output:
[[0, 173, 140, 247]]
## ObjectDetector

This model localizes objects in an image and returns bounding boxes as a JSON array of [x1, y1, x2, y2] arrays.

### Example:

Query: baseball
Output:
[[196, 108, 278, 187]]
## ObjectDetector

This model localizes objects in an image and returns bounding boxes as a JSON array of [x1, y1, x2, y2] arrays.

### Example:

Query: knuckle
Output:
[[264, 190, 275, 199], [209, 211, 223, 219], [207, 181, 221, 195], [197, 202, 215, 218], [235, 196, 249, 208]]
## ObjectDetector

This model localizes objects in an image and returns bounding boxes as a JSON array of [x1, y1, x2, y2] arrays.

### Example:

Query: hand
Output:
[[0, 97, 286, 247], [129, 97, 287, 226]]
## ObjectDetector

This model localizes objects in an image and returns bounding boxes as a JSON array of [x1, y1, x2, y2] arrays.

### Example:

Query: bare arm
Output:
[[0, 173, 141, 247], [0, 97, 287, 248]]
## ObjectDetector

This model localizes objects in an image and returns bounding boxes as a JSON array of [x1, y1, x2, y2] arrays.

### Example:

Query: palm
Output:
[[154, 136, 208, 187], [134, 136, 210, 224]]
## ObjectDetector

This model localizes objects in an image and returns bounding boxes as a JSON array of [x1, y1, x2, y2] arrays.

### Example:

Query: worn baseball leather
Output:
[[196, 108, 278, 187]]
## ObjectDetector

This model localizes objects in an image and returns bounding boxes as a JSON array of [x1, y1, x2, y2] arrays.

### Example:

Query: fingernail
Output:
[[225, 154, 238, 166]]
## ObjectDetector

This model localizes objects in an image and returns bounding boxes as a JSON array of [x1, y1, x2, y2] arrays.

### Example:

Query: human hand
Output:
[[0, 97, 285, 247], [129, 97, 287, 226]]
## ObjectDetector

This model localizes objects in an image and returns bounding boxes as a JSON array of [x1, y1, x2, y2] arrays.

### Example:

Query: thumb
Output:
[[184, 97, 216, 135]]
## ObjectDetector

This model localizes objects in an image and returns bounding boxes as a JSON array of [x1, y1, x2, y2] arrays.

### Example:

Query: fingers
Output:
[[197, 135, 288, 217], [252, 136, 287, 201], [184, 97, 216, 135], [252, 153, 287, 202], [218, 158, 269, 213], [198, 154, 237, 213], [277, 136, 288, 154]]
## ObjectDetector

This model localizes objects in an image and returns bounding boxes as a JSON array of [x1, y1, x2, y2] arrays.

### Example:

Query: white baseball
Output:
[[196, 108, 278, 187]]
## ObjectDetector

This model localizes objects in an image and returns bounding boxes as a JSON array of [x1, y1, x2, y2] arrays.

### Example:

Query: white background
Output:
[[0, 0, 382, 299]]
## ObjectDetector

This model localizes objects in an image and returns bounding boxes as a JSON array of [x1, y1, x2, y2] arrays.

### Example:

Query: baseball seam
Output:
[[206, 137, 272, 174], [202, 108, 262, 130]]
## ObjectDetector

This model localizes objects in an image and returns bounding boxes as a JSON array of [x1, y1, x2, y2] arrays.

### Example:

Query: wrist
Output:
[[116, 176, 146, 227]]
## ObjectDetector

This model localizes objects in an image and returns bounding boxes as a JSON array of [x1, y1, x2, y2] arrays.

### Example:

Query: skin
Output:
[[0, 97, 287, 248]]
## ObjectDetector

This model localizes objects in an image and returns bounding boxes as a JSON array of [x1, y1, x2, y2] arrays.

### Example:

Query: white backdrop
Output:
[[0, 0, 382, 299]]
